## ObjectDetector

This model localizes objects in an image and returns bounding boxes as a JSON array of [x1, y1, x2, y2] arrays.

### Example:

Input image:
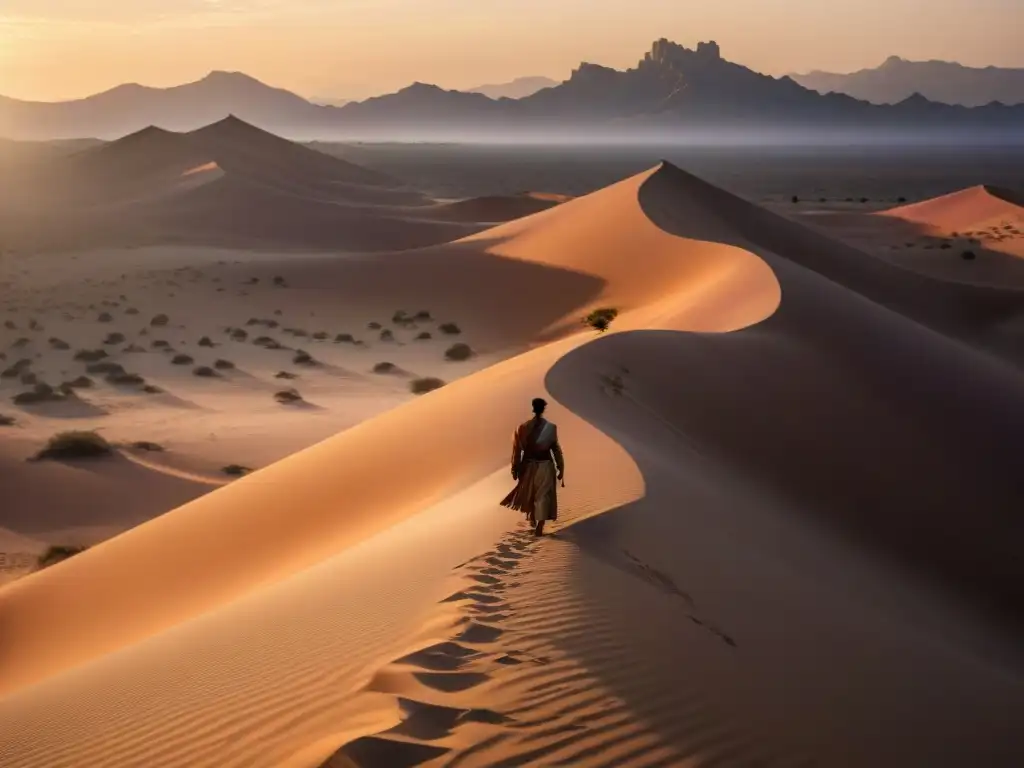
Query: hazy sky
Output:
[[1, 0, 1021, 101]]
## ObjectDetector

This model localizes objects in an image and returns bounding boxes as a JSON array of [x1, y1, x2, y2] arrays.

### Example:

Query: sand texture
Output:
[[2, 136, 1024, 768]]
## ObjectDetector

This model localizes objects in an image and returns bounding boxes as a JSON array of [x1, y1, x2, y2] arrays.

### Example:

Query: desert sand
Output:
[[2, 137, 1024, 768]]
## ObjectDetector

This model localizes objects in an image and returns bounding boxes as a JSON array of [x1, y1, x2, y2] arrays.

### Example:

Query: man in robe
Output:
[[500, 397, 565, 536]]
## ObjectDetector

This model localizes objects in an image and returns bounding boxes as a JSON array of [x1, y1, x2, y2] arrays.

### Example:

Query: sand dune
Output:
[[879, 184, 1024, 232], [2, 162, 1023, 768]]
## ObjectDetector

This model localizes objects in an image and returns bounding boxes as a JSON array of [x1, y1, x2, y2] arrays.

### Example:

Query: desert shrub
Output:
[[0, 414, 14, 426], [74, 348, 108, 362], [63, 376, 94, 390], [367, 321, 382, 330], [193, 366, 218, 378], [103, 332, 126, 345], [14, 385, 64, 405], [19, 371, 38, 385], [791, 195, 799, 203], [312, 331, 329, 340], [49, 337, 70, 350], [245, 318, 262, 326], [413, 310, 432, 321], [373, 361, 397, 374], [438, 322, 461, 335], [582, 307, 619, 332], [410, 377, 446, 395], [859, 197, 869, 203], [198, 336, 215, 347], [171, 354, 194, 365], [230, 329, 248, 341], [275, 371, 298, 379], [253, 336, 282, 349], [142, 384, 163, 394], [151, 340, 171, 349], [274, 388, 303, 404], [37, 545, 87, 570], [444, 343, 474, 361], [961, 250, 977, 261], [33, 430, 112, 460], [97, 312, 113, 323], [1, 366, 20, 379], [12, 337, 30, 348], [132, 441, 164, 452], [3, 320, 16, 330], [273, 276, 287, 286], [28, 319, 41, 330], [150, 314, 169, 327], [222, 464, 252, 477], [415, 331, 432, 340], [939, 242, 952, 250], [86, 361, 125, 375], [293, 350, 315, 365], [125, 307, 139, 315], [214, 359, 235, 370], [335, 333, 355, 343], [380, 329, 394, 342], [897, 196, 907, 203], [107, 371, 145, 386], [290, 328, 309, 338], [123, 344, 146, 353]]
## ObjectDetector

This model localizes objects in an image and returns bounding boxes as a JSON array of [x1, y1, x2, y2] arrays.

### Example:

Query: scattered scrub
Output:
[[33, 430, 112, 461], [150, 314, 170, 327], [415, 331, 432, 340], [230, 329, 248, 341], [48, 338, 70, 350], [86, 361, 125, 375], [222, 464, 253, 477], [444, 343, 474, 361], [193, 366, 218, 378], [171, 354, 194, 365], [74, 348, 108, 362], [198, 336, 215, 347], [107, 371, 145, 386], [334, 333, 355, 343], [380, 329, 394, 342], [37, 545, 87, 570], [0, 413, 14, 426], [132, 441, 164, 452], [410, 377, 445, 395], [214, 359, 235, 370], [583, 307, 619, 332], [97, 312, 113, 323], [961, 250, 977, 261], [274, 388, 303, 404], [438, 322, 461, 335], [103, 332, 126, 345], [293, 350, 316, 366], [275, 371, 298, 379]]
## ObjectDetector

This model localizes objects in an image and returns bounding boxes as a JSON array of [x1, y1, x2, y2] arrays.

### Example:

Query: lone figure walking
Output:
[[500, 397, 565, 537]]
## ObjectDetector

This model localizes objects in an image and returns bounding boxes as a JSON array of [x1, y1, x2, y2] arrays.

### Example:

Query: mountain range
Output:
[[2, 39, 1022, 143], [467, 76, 560, 99], [791, 56, 1024, 107]]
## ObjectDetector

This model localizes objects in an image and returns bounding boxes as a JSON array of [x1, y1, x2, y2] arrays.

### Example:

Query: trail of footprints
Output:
[[324, 533, 545, 768]]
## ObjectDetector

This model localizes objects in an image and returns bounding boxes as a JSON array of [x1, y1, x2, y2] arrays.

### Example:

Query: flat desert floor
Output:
[[1, 139, 1023, 768]]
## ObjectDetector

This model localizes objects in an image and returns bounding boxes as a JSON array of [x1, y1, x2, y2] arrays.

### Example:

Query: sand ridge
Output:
[[2, 160, 1023, 768]]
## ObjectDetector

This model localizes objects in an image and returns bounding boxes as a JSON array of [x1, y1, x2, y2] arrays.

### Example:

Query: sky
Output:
[[1, 0, 1021, 102]]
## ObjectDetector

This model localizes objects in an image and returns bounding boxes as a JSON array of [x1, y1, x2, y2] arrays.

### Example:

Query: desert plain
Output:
[[1, 129, 1023, 768]]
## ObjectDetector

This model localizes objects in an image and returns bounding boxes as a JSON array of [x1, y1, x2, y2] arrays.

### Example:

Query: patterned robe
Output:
[[500, 417, 565, 522]]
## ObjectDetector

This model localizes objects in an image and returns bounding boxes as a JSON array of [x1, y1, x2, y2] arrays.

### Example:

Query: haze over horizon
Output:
[[1, 0, 1022, 102]]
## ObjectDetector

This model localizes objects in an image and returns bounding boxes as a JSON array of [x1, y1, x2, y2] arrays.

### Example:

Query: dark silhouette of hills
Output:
[[791, 56, 1024, 107], [2, 40, 1022, 142]]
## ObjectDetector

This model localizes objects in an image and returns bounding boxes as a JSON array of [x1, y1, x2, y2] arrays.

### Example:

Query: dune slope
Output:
[[2, 163, 1023, 768]]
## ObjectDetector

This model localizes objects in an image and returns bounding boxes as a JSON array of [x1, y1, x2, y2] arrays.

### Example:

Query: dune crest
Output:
[[879, 184, 1024, 231]]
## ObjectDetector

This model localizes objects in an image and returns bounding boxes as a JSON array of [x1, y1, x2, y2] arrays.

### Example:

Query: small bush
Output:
[[14, 386, 64, 405], [0, 413, 14, 426], [97, 312, 113, 323], [3, 320, 16, 330], [380, 329, 394, 342], [859, 197, 869, 203], [125, 307, 140, 315], [87, 361, 125, 375], [198, 336, 215, 347], [413, 310, 432, 322], [150, 314, 169, 327], [444, 343, 474, 361], [132, 441, 164, 452], [123, 343, 146, 353], [37, 545, 87, 570], [230, 329, 248, 341], [214, 359, 235, 370], [439, 322, 461, 335], [373, 362, 397, 374], [897, 196, 907, 203], [415, 331, 432, 341], [245, 318, 262, 326], [142, 384, 163, 394], [961, 250, 977, 261], [63, 376, 94, 390], [410, 377, 445, 395], [107, 371, 145, 386], [34, 430, 112, 461], [74, 348, 108, 362], [222, 464, 252, 477], [171, 354, 194, 365], [791, 195, 799, 204], [274, 388, 303, 404], [103, 332, 126, 345], [311, 331, 328, 341], [275, 371, 298, 379], [151, 340, 171, 349], [367, 321, 382, 330], [273, 276, 287, 287], [193, 366, 218, 378], [11, 337, 30, 348], [20, 371, 38, 385], [49, 337, 70, 350], [583, 307, 619, 332], [293, 350, 316, 365], [335, 333, 355, 343]]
